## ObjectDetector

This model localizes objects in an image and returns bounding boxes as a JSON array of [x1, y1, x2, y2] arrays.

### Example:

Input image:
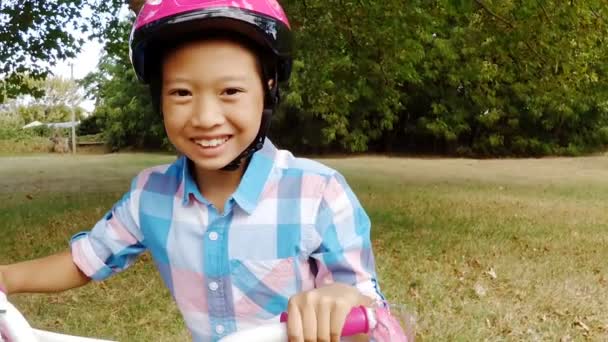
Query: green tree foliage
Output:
[[275, 1, 425, 153], [81, 19, 167, 150], [15, 104, 85, 124], [416, 0, 608, 156], [78, 114, 104, 136], [85, 1, 608, 156], [37, 76, 83, 108], [276, 0, 608, 156], [0, 76, 85, 124], [0, 0, 125, 102]]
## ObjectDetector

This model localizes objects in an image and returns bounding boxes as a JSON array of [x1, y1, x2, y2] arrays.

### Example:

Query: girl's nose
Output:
[[190, 96, 226, 128]]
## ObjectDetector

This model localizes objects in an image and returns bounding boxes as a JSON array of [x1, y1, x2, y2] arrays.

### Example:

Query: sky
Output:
[[50, 5, 131, 113], [51, 40, 102, 112]]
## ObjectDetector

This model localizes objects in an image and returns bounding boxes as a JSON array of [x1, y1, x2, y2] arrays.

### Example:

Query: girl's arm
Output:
[[310, 173, 386, 304], [0, 173, 149, 295], [0, 251, 90, 295], [286, 172, 385, 342]]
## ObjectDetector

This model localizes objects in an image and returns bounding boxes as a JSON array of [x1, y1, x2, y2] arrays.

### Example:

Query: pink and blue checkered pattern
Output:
[[70, 139, 385, 341]]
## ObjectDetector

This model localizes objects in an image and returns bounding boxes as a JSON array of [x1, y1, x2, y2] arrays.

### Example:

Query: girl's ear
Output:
[[268, 79, 275, 89]]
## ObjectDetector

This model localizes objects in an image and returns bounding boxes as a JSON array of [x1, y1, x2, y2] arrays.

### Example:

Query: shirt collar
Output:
[[181, 156, 207, 206], [181, 139, 277, 214]]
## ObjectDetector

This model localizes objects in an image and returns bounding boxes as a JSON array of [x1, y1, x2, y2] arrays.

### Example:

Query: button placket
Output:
[[205, 213, 235, 338]]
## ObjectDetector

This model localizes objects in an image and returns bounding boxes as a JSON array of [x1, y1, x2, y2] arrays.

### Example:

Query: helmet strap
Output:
[[221, 71, 279, 171]]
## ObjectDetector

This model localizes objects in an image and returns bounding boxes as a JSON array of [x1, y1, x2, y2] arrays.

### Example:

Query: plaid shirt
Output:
[[70, 139, 385, 341]]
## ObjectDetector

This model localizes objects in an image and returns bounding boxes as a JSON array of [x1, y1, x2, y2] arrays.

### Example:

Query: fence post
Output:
[[70, 63, 77, 154]]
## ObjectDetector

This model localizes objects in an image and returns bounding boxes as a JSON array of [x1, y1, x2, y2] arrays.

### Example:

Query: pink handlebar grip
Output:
[[280, 305, 370, 336]]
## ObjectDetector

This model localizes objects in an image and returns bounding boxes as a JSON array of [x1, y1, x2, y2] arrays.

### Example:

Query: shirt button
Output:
[[215, 325, 225, 334], [208, 281, 219, 291], [208, 232, 219, 241]]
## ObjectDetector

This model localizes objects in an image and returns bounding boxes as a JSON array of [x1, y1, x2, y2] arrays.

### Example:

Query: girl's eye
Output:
[[222, 88, 242, 96], [170, 89, 191, 97]]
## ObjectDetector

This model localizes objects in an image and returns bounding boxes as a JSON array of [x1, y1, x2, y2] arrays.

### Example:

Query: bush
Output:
[[0, 136, 52, 154], [0, 126, 72, 154], [78, 114, 104, 136], [0, 126, 35, 141], [31, 125, 53, 137]]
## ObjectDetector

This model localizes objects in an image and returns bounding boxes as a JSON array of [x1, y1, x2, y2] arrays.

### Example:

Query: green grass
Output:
[[1, 153, 608, 341]]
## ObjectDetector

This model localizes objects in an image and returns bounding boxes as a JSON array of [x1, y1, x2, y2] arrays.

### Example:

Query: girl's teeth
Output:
[[196, 137, 229, 147]]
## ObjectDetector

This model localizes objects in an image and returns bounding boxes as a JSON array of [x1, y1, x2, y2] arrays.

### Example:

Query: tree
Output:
[[36, 76, 83, 108], [277, 0, 608, 155], [0, 0, 125, 103], [81, 18, 167, 150], [84, 0, 608, 156], [407, 0, 608, 155], [16, 104, 85, 124], [1, 75, 85, 124]]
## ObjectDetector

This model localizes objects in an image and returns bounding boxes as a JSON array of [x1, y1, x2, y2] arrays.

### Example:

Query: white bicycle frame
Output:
[[0, 298, 295, 342], [2, 295, 411, 342], [0, 300, 115, 342], [0, 298, 291, 342]]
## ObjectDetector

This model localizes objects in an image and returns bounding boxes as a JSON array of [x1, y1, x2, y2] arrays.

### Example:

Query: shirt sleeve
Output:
[[310, 172, 387, 305], [70, 175, 146, 281]]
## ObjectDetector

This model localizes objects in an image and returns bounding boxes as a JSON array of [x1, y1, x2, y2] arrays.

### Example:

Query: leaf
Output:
[[573, 318, 590, 333], [485, 267, 497, 280]]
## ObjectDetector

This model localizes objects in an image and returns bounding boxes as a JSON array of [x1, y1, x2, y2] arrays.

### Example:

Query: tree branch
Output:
[[474, 0, 514, 28], [589, 7, 606, 25], [535, 0, 552, 23], [474, 0, 546, 63]]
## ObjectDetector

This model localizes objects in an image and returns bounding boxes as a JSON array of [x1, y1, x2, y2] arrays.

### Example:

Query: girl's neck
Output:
[[192, 160, 247, 213]]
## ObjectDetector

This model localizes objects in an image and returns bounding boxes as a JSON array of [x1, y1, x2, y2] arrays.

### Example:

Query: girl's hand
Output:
[[287, 283, 373, 342]]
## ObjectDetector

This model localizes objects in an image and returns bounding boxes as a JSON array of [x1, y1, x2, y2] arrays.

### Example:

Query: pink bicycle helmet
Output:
[[128, 0, 294, 171], [130, 0, 293, 84]]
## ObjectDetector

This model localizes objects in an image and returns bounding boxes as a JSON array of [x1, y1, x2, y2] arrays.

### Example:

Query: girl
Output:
[[0, 1, 398, 341]]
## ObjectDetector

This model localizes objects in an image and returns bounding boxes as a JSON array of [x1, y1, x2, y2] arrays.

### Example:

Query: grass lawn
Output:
[[1, 153, 607, 341]]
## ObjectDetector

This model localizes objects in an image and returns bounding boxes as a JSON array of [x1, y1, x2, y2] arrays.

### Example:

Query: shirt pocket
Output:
[[229, 256, 298, 323]]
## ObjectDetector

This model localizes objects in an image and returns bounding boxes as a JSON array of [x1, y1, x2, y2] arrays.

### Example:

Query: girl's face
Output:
[[162, 39, 265, 172]]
